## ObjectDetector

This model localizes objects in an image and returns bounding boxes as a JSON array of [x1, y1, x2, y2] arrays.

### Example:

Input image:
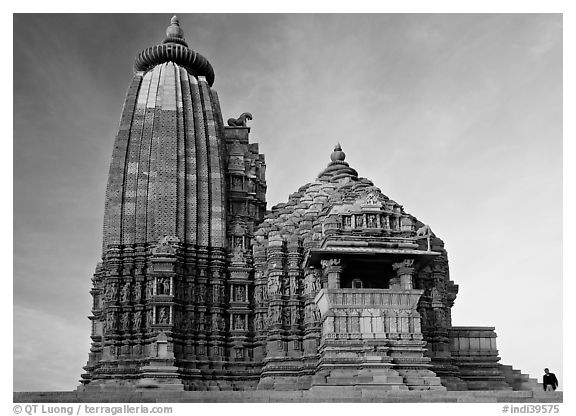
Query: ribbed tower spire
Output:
[[82, 16, 262, 390], [102, 16, 224, 251]]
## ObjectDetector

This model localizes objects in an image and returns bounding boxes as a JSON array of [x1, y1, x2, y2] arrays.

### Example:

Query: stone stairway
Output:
[[311, 368, 408, 391], [14, 389, 563, 403], [499, 364, 542, 391]]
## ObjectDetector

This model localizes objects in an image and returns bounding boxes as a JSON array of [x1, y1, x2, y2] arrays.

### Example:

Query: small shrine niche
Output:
[[331, 191, 417, 233], [231, 176, 244, 191]]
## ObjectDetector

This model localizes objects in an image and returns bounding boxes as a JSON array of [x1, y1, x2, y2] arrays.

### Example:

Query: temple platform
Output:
[[14, 389, 562, 403]]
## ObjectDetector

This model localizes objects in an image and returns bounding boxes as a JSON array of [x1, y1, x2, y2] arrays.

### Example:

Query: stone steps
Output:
[[499, 364, 543, 391], [14, 390, 563, 403]]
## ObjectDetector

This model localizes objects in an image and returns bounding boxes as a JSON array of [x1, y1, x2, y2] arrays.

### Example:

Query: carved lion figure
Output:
[[227, 112, 253, 127], [415, 224, 433, 237]]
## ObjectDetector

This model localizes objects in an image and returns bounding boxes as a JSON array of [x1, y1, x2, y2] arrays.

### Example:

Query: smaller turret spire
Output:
[[318, 143, 358, 182]]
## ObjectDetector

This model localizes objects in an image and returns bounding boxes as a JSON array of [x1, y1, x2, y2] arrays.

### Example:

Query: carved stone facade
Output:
[[81, 17, 532, 393]]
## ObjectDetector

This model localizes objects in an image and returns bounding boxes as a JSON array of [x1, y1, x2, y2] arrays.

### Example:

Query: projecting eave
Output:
[[304, 246, 442, 268]]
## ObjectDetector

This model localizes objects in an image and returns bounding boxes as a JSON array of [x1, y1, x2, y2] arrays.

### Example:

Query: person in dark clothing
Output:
[[543, 368, 559, 391]]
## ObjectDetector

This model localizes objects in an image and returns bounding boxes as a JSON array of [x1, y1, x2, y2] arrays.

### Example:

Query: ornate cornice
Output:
[[133, 15, 215, 86], [134, 43, 215, 86]]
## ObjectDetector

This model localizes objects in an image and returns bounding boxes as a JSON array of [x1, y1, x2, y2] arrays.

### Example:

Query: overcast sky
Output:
[[13, 13, 562, 391]]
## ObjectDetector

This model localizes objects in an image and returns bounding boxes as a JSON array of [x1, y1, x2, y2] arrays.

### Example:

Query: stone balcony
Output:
[[314, 288, 424, 341]]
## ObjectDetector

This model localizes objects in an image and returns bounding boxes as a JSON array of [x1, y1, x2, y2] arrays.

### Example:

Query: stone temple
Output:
[[78, 16, 541, 395]]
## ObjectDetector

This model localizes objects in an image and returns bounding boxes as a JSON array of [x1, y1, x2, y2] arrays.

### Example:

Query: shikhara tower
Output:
[[83, 16, 266, 390], [82, 17, 539, 392]]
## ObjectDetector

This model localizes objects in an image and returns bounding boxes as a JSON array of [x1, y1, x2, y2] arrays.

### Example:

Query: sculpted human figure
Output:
[[269, 306, 280, 324], [383, 216, 390, 229], [162, 277, 171, 295], [265, 312, 272, 327], [159, 307, 168, 324], [290, 277, 298, 295], [236, 286, 246, 302], [256, 315, 264, 330], [197, 285, 205, 303], [312, 305, 321, 322], [106, 312, 115, 330], [213, 284, 220, 302], [108, 283, 118, 301], [121, 282, 131, 302], [313, 274, 321, 292], [268, 275, 280, 296], [283, 308, 291, 326], [234, 314, 244, 330], [146, 281, 153, 299], [304, 269, 318, 296], [367, 214, 378, 228], [217, 316, 225, 331], [134, 311, 142, 329], [291, 307, 300, 325], [104, 285, 111, 300], [365, 192, 379, 205], [134, 282, 142, 301], [121, 312, 129, 330], [304, 305, 311, 322], [430, 287, 442, 302]]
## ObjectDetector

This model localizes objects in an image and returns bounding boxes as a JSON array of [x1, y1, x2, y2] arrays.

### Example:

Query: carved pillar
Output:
[[302, 266, 322, 368], [286, 236, 303, 358], [205, 247, 226, 361], [264, 235, 285, 359], [392, 258, 415, 290], [252, 244, 268, 362], [321, 258, 342, 289], [182, 246, 198, 365], [228, 247, 252, 363], [194, 247, 209, 359]]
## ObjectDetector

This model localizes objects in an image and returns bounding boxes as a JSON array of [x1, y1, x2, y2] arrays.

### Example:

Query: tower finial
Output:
[[331, 143, 345, 162], [317, 142, 358, 181], [163, 15, 187, 47], [135, 16, 214, 85]]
